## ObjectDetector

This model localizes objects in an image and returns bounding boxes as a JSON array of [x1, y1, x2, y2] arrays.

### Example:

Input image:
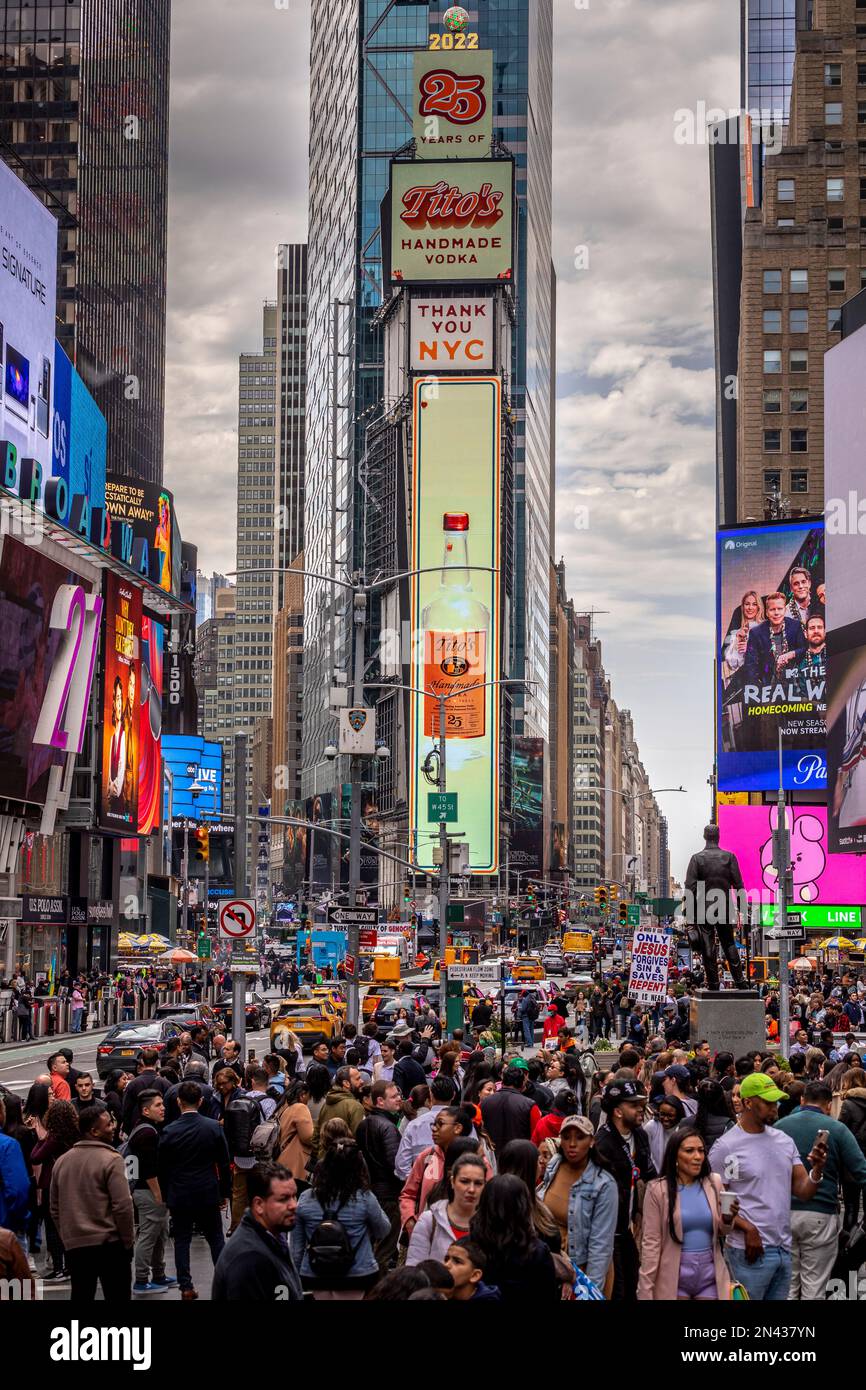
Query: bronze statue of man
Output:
[[683, 824, 749, 991]]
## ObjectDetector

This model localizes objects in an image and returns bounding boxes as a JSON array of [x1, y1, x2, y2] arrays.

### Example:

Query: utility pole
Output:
[[770, 732, 792, 1059], [181, 817, 189, 946], [232, 729, 250, 1058], [346, 589, 367, 1030]]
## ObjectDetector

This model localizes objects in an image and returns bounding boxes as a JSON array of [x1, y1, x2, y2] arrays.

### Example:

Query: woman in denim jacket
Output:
[[292, 1139, 390, 1300], [537, 1116, 618, 1292]]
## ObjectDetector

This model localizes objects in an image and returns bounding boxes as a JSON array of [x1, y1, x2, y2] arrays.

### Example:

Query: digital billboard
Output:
[[0, 537, 97, 806], [162, 733, 222, 822], [717, 521, 825, 791], [825, 321, 866, 853], [138, 616, 164, 836], [0, 161, 57, 482], [511, 736, 544, 876], [409, 377, 501, 874], [339, 783, 380, 889], [390, 159, 513, 284], [306, 792, 334, 890], [51, 344, 107, 538], [282, 799, 307, 896], [105, 476, 174, 593], [409, 296, 493, 372], [718, 804, 866, 907], [99, 572, 142, 832], [413, 48, 493, 159]]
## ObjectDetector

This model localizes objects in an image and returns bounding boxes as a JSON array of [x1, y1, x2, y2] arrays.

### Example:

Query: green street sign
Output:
[[446, 902, 465, 926], [197, 937, 212, 960], [428, 792, 458, 823], [627, 905, 640, 927], [759, 903, 862, 931]]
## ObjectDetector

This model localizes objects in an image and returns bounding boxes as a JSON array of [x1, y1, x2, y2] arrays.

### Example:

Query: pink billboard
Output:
[[718, 805, 866, 907]]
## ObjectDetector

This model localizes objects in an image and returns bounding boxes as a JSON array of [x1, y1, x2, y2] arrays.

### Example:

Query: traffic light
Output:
[[526, 882, 536, 905], [619, 901, 628, 927], [194, 826, 210, 863], [595, 885, 608, 908], [609, 883, 620, 902]]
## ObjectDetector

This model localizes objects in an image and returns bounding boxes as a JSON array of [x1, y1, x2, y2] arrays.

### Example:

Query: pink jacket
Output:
[[637, 1173, 731, 1301]]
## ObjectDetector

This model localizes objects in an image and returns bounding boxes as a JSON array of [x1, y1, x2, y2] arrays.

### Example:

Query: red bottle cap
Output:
[[443, 513, 469, 532]]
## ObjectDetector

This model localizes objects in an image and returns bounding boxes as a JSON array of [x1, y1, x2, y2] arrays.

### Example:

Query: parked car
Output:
[[213, 991, 273, 1032], [270, 999, 342, 1052], [96, 1020, 184, 1078]]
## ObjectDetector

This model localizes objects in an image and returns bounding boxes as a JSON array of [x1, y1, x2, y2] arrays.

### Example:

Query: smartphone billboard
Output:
[[409, 376, 501, 874], [0, 161, 58, 483], [390, 159, 513, 285], [717, 521, 825, 791]]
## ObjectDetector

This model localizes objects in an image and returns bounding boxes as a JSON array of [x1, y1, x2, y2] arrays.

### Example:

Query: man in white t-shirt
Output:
[[709, 1073, 828, 1300]]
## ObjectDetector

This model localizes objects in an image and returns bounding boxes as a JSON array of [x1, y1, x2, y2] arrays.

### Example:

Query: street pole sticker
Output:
[[218, 899, 256, 942], [627, 929, 670, 1007]]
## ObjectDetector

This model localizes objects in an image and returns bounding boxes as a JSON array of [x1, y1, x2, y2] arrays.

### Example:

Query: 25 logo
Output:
[[419, 68, 486, 125]]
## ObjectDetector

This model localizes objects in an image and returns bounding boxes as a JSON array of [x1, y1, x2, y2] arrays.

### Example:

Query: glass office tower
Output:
[[741, 0, 810, 127], [0, 0, 171, 485], [303, 0, 554, 794]]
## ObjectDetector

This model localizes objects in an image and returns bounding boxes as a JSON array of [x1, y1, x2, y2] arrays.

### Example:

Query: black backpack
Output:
[[224, 1092, 265, 1159], [525, 995, 540, 1021], [306, 1206, 362, 1280]]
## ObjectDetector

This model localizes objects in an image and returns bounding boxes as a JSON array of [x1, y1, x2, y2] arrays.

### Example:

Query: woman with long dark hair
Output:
[[31, 1099, 80, 1281], [406, 1151, 487, 1265], [292, 1138, 390, 1300], [470, 1174, 559, 1303], [686, 1078, 734, 1149], [637, 1127, 737, 1301], [498, 1138, 562, 1253]]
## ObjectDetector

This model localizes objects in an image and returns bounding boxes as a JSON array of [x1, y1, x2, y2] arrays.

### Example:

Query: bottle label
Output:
[[424, 630, 486, 738]]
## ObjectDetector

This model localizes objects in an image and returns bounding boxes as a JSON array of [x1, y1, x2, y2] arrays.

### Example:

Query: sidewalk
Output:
[[0, 1023, 114, 1052]]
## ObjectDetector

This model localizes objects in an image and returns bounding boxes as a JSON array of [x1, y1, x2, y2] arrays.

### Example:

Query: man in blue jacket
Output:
[[776, 1079, 866, 1300], [157, 1081, 231, 1301], [0, 1096, 29, 1235]]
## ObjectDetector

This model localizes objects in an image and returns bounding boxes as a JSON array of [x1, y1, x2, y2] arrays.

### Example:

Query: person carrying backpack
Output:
[[291, 1137, 390, 1300], [215, 1066, 274, 1232], [518, 990, 539, 1049]]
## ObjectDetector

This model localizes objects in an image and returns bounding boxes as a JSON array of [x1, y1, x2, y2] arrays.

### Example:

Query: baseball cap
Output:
[[601, 1079, 646, 1112], [508, 1057, 530, 1072], [739, 1073, 787, 1104], [663, 1064, 692, 1084], [559, 1115, 595, 1138]]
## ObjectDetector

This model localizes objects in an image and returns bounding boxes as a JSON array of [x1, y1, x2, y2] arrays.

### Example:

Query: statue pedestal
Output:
[[689, 989, 764, 1056]]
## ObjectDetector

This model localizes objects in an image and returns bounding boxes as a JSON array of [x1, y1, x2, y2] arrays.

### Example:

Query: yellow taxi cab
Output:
[[311, 985, 347, 1017], [512, 955, 546, 982], [361, 982, 407, 1019], [270, 999, 342, 1051]]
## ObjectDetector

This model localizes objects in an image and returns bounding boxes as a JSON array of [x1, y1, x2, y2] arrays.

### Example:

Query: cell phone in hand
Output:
[[815, 1128, 829, 1148]]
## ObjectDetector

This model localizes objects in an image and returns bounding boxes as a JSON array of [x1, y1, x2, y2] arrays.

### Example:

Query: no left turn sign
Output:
[[218, 899, 256, 941]]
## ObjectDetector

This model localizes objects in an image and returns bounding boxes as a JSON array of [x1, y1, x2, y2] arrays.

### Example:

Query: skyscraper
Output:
[[273, 244, 308, 612], [303, 0, 555, 800], [0, 0, 172, 485]]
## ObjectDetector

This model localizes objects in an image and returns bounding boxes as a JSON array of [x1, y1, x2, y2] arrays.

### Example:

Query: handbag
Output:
[[730, 1282, 750, 1300]]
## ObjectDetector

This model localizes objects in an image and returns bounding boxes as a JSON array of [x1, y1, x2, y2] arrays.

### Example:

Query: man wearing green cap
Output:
[[708, 1073, 829, 1301]]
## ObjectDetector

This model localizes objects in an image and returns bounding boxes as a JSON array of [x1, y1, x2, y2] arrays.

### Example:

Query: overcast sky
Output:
[[164, 0, 740, 883]]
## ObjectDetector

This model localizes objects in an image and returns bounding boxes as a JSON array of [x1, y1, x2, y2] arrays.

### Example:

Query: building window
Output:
[[860, 64, 866, 84], [859, 102, 866, 124], [862, 178, 866, 200], [763, 269, 782, 293], [763, 390, 782, 413], [777, 218, 795, 227], [790, 429, 808, 453], [763, 350, 782, 374], [825, 103, 843, 125], [789, 309, 809, 333], [789, 350, 808, 373], [828, 307, 842, 332], [789, 269, 808, 293], [763, 309, 782, 333], [764, 430, 781, 452], [828, 269, 846, 292], [791, 472, 808, 494], [764, 470, 781, 493], [778, 179, 795, 202], [827, 178, 845, 202], [790, 389, 808, 413], [825, 63, 842, 86], [827, 216, 844, 230]]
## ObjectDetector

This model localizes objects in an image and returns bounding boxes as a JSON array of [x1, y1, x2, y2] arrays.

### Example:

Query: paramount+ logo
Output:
[[49, 1321, 152, 1372]]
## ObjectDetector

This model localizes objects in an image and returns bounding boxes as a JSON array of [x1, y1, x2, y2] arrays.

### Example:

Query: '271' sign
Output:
[[33, 584, 103, 754]]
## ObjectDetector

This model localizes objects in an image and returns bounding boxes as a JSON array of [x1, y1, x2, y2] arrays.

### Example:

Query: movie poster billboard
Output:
[[413, 48, 493, 159], [825, 324, 866, 852], [99, 572, 142, 832], [718, 804, 866, 906], [717, 521, 825, 791], [137, 616, 164, 836], [283, 799, 307, 896], [0, 161, 57, 482], [390, 159, 513, 284], [409, 377, 501, 874], [0, 538, 97, 806], [511, 736, 543, 876], [105, 476, 174, 593], [338, 783, 380, 890], [306, 792, 333, 891]]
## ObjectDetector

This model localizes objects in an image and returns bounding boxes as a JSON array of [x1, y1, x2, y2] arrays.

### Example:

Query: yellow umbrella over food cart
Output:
[[815, 936, 857, 951]]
